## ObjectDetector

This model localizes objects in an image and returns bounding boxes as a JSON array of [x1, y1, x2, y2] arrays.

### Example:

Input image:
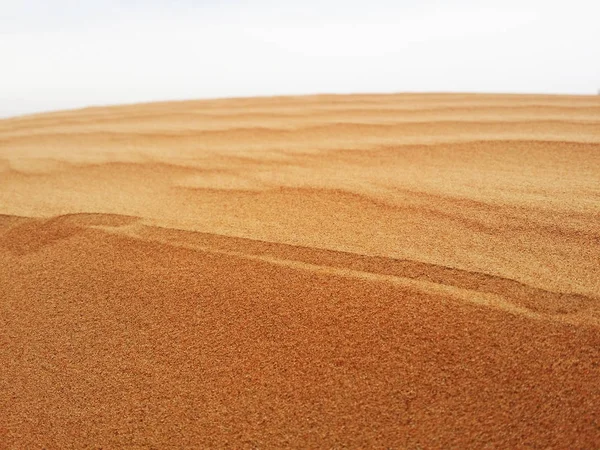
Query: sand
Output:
[[0, 93, 599, 448]]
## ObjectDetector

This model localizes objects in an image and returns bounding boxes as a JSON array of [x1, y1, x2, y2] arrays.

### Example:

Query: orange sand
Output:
[[0, 93, 599, 448]]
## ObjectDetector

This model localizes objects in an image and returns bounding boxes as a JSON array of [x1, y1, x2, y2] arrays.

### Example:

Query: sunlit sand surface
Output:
[[1, 93, 599, 448]]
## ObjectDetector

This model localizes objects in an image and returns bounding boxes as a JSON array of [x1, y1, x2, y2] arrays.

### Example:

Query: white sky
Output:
[[1, 0, 599, 117]]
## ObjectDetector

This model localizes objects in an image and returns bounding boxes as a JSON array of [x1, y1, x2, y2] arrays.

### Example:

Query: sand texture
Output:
[[1, 93, 599, 448]]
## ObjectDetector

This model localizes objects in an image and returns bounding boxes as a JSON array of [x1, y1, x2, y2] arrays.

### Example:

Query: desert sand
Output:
[[0, 93, 599, 448]]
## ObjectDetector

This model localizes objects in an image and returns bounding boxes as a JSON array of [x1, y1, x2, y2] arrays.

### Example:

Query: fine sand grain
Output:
[[1, 93, 599, 448]]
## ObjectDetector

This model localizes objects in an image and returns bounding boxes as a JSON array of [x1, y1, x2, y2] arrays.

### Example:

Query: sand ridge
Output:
[[1, 93, 599, 448]]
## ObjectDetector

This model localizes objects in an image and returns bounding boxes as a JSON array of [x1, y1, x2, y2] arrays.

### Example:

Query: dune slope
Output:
[[1, 93, 599, 448]]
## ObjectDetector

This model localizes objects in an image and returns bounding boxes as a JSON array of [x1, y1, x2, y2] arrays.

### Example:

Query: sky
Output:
[[1, 0, 599, 117]]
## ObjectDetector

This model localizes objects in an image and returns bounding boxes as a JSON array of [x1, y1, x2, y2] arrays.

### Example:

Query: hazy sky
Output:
[[1, 0, 599, 117]]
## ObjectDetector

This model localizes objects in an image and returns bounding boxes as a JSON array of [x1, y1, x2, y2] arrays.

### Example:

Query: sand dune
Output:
[[1, 94, 599, 448]]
